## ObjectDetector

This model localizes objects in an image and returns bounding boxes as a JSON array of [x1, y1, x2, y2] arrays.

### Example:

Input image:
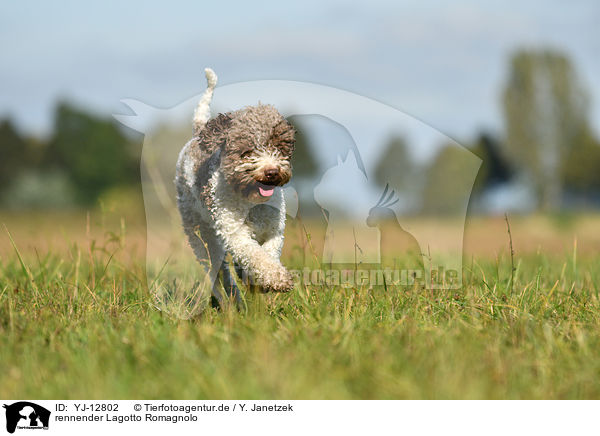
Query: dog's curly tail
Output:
[[193, 68, 218, 135]]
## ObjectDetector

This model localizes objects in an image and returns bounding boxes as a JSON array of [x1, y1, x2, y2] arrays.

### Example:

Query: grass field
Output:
[[1, 208, 600, 399]]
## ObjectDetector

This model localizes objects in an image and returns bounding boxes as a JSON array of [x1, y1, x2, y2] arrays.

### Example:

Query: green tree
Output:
[[470, 132, 512, 193], [288, 117, 319, 181], [373, 135, 416, 191], [502, 49, 590, 210], [421, 144, 481, 215], [562, 127, 600, 192], [46, 102, 139, 204], [0, 119, 28, 189]]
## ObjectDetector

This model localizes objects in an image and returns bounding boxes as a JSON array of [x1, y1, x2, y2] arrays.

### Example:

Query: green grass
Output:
[[1, 220, 600, 399]]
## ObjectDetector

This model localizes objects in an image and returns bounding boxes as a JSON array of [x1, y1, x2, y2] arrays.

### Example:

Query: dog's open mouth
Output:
[[256, 182, 278, 198], [259, 186, 275, 197], [257, 182, 276, 197]]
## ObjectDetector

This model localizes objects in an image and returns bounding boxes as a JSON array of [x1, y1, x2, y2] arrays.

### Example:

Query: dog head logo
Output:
[[3, 402, 50, 434]]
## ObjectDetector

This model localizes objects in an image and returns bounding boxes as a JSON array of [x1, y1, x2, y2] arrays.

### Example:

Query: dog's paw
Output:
[[261, 266, 294, 293]]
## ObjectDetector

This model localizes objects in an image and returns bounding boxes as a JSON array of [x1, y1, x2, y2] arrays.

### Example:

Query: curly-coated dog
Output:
[[175, 68, 296, 307]]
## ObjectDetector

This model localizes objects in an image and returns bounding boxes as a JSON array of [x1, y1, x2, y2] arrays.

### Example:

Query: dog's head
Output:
[[215, 104, 295, 203]]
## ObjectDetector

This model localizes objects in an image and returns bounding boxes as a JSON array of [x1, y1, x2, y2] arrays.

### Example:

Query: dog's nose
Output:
[[264, 168, 279, 180]]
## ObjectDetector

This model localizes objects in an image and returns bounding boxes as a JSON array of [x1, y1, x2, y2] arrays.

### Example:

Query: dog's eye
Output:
[[241, 150, 252, 158]]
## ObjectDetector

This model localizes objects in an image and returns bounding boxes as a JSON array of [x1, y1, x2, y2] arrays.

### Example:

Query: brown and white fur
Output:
[[175, 68, 296, 307]]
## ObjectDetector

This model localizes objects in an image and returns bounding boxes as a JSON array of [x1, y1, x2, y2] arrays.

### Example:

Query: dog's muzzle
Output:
[[256, 167, 286, 197]]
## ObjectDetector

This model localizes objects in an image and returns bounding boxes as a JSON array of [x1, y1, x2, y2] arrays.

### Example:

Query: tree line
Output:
[[0, 103, 140, 209], [374, 48, 600, 214], [1, 48, 599, 212]]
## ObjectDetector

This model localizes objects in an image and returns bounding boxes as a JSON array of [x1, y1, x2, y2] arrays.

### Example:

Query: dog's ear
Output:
[[270, 119, 296, 154], [198, 113, 232, 152]]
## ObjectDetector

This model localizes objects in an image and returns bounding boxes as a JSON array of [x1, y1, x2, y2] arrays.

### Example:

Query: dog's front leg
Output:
[[229, 228, 292, 292], [219, 260, 243, 305], [215, 217, 293, 292], [261, 233, 284, 260]]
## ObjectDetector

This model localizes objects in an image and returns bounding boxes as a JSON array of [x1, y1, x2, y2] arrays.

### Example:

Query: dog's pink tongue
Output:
[[259, 186, 275, 197]]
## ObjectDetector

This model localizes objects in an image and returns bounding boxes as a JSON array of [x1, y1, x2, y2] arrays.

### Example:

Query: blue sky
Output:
[[1, 0, 599, 142]]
